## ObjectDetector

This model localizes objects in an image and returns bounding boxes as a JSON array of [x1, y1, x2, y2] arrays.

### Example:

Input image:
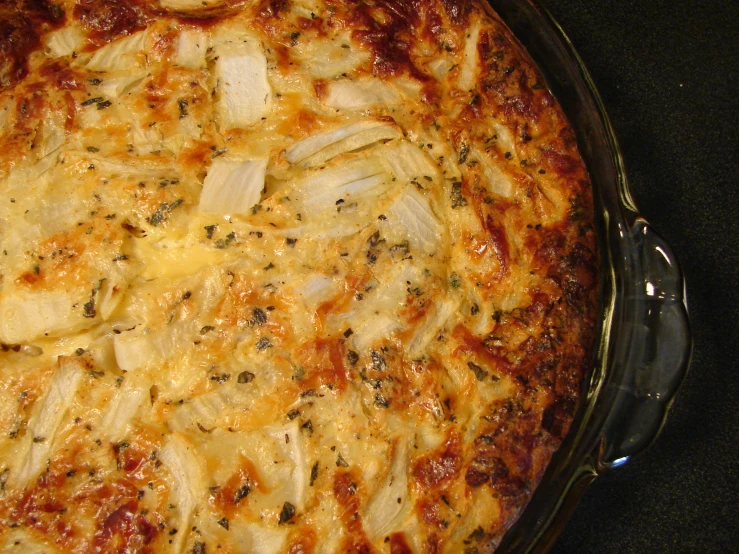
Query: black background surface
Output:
[[529, 1, 739, 553]]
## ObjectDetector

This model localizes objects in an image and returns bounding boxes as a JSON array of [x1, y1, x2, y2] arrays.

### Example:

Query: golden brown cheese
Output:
[[0, 0, 598, 552]]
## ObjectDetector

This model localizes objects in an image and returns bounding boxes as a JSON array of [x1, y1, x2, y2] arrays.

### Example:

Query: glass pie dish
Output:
[[484, 0, 693, 551]]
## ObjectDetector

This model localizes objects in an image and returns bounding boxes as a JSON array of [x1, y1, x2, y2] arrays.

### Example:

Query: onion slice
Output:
[[286, 120, 402, 167], [159, 433, 204, 553], [214, 38, 271, 129], [176, 29, 208, 69], [383, 185, 443, 255], [99, 373, 152, 444], [84, 30, 148, 72], [200, 158, 267, 215], [12, 357, 84, 488], [364, 440, 411, 539], [321, 78, 401, 110]]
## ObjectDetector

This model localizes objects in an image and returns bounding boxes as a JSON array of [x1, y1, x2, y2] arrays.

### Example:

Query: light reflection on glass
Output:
[[654, 245, 671, 265], [610, 456, 630, 468]]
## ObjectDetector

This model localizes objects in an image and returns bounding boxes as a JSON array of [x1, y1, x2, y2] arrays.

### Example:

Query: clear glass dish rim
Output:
[[481, 0, 693, 552]]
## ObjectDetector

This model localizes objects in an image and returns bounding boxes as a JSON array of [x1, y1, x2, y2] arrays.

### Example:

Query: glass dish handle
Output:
[[598, 219, 692, 468]]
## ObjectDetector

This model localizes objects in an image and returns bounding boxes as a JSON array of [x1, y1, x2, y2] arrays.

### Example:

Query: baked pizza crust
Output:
[[0, 0, 598, 552]]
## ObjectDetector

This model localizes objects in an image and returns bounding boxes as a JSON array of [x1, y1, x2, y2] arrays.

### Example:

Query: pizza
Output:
[[0, 0, 598, 552]]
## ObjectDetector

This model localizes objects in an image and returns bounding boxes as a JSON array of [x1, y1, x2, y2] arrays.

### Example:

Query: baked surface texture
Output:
[[0, 0, 598, 552]]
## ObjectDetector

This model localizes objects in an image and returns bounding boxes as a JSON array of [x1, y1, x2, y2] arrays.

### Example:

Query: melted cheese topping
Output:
[[0, 0, 598, 552]]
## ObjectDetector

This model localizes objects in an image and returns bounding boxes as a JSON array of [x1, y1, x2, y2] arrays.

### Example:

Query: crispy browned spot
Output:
[[333, 470, 372, 553], [413, 430, 461, 488], [0, 0, 65, 91], [294, 337, 349, 392], [389, 532, 414, 554], [73, 0, 149, 47]]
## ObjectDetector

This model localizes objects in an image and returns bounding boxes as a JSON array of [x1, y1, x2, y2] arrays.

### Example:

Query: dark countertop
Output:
[[531, 1, 739, 553]]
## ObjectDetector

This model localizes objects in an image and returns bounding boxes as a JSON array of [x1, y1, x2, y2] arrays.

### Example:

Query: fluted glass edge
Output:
[[484, 1, 693, 552]]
